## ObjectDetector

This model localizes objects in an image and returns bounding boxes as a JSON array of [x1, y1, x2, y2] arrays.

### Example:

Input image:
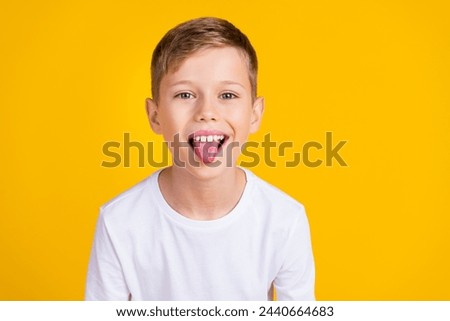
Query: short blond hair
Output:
[[151, 17, 258, 103]]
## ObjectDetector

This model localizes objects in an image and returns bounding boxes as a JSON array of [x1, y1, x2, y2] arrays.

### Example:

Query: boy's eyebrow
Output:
[[219, 80, 245, 89], [169, 80, 194, 87]]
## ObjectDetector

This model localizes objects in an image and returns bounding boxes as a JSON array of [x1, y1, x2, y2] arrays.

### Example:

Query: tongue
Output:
[[194, 142, 220, 164]]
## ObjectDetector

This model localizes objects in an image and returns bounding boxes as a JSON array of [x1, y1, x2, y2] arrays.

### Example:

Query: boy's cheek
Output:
[[164, 135, 192, 153]]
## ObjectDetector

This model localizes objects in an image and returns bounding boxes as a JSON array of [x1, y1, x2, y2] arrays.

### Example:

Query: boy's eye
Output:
[[175, 92, 194, 99], [220, 92, 237, 100]]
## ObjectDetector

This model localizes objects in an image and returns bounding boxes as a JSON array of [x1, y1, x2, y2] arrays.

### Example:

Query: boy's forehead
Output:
[[163, 46, 251, 88]]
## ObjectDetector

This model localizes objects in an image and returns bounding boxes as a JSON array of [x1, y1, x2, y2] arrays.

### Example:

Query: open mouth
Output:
[[188, 132, 229, 164]]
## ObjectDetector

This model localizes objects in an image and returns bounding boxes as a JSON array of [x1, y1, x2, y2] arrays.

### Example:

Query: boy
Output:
[[86, 17, 315, 300]]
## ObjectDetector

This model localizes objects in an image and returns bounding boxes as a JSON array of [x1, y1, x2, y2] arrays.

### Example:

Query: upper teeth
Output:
[[194, 135, 225, 143]]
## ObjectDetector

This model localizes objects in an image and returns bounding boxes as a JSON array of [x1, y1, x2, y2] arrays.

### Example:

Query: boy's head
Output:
[[151, 17, 258, 103], [147, 17, 264, 172]]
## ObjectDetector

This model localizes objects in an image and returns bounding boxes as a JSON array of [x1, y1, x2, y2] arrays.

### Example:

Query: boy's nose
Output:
[[194, 98, 219, 122]]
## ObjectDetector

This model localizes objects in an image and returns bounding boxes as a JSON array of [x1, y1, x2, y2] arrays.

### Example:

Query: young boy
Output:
[[85, 17, 315, 301]]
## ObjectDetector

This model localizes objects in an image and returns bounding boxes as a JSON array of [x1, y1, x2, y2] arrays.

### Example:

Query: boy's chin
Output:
[[172, 156, 238, 179]]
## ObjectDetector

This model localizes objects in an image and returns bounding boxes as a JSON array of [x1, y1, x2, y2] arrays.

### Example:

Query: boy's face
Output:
[[146, 46, 264, 177]]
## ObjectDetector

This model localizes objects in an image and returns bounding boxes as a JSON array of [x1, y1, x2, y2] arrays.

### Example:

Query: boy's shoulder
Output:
[[243, 169, 309, 237], [244, 168, 307, 217], [99, 171, 158, 220]]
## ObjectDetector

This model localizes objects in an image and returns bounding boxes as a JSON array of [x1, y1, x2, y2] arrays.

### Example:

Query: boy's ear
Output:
[[250, 97, 265, 134], [145, 98, 162, 134]]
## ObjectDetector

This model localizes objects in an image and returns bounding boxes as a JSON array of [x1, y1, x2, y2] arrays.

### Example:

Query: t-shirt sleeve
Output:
[[273, 206, 315, 300], [85, 209, 130, 300]]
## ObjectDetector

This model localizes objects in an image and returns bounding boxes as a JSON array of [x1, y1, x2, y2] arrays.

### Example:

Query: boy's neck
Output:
[[157, 166, 246, 221]]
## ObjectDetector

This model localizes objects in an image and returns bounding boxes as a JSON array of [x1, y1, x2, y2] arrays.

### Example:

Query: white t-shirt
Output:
[[85, 168, 315, 300]]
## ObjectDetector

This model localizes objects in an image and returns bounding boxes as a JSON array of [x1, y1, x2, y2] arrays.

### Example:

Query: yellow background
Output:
[[1, 0, 449, 300]]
